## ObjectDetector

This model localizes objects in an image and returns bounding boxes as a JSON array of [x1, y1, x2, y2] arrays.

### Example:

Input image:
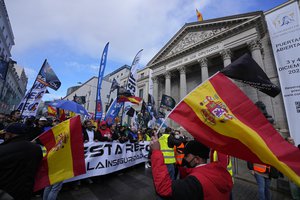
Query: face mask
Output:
[[182, 157, 197, 168], [175, 135, 180, 139]]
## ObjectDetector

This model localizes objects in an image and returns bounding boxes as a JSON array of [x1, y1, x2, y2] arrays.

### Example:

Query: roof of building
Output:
[[104, 64, 130, 79]]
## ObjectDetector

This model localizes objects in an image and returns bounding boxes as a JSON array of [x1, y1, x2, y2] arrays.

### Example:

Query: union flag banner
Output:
[[34, 116, 86, 191], [169, 72, 300, 186]]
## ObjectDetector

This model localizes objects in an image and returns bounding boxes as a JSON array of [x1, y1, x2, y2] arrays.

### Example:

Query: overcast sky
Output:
[[5, 0, 287, 100]]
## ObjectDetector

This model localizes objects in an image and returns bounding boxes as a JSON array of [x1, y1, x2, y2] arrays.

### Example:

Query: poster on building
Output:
[[67, 141, 149, 182], [265, 1, 300, 145]]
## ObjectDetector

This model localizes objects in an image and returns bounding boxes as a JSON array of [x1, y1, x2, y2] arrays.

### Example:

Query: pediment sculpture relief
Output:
[[167, 27, 228, 56]]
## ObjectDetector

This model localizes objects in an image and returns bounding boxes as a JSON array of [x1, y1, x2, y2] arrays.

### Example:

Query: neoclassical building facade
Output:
[[143, 8, 292, 134]]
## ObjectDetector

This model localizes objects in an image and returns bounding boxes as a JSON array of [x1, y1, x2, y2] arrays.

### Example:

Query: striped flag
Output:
[[118, 96, 142, 105], [47, 105, 57, 117], [34, 116, 86, 191], [169, 72, 300, 186], [196, 9, 203, 21]]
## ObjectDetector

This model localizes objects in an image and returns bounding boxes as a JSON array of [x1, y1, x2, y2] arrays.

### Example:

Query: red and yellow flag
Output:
[[118, 96, 142, 105], [169, 72, 300, 186], [34, 116, 85, 191], [47, 105, 57, 117], [196, 9, 203, 21]]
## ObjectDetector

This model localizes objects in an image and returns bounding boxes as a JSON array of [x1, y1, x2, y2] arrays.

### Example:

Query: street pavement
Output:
[[33, 163, 293, 200]]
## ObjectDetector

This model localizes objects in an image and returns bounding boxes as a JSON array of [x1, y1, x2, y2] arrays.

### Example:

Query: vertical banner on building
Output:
[[95, 42, 109, 121], [17, 82, 47, 117], [265, 1, 300, 145]]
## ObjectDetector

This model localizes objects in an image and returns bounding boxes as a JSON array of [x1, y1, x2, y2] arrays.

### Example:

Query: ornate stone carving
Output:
[[198, 57, 208, 68], [177, 66, 186, 74], [220, 49, 232, 60], [167, 27, 228, 56], [164, 71, 171, 79], [152, 76, 158, 83], [248, 40, 262, 51]]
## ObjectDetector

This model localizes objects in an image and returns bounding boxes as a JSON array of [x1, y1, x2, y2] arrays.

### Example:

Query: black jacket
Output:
[[0, 141, 43, 200], [82, 128, 101, 142]]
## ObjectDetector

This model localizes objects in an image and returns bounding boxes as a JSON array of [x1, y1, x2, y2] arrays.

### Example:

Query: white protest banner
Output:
[[265, 1, 300, 145], [17, 82, 47, 117], [67, 141, 150, 182]]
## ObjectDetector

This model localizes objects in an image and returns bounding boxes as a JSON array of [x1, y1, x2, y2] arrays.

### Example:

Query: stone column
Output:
[[243, 40, 260, 103], [152, 76, 159, 110], [220, 49, 232, 67], [165, 71, 171, 96], [178, 66, 187, 99], [249, 40, 264, 70], [248, 39, 274, 119], [198, 57, 208, 82]]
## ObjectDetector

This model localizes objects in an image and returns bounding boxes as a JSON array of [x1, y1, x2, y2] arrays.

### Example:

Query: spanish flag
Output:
[[118, 96, 142, 105], [34, 116, 86, 191], [47, 105, 57, 116], [196, 9, 203, 21], [169, 72, 300, 186]]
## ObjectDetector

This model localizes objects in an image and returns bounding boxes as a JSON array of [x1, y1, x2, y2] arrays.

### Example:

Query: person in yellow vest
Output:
[[247, 162, 271, 200], [211, 150, 234, 200], [168, 129, 187, 179], [158, 127, 176, 181]]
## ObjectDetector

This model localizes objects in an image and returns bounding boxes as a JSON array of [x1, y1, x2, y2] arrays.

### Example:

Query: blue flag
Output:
[[95, 42, 109, 120], [104, 98, 123, 126]]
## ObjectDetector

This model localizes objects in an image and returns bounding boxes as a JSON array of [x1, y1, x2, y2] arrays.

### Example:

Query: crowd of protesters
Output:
[[1, 110, 299, 200]]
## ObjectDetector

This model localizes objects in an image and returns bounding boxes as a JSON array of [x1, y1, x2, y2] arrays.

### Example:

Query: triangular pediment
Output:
[[166, 27, 228, 57], [148, 11, 264, 67]]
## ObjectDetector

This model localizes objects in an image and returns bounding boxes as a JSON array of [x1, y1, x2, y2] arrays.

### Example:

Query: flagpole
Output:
[[20, 59, 47, 116], [120, 49, 143, 125]]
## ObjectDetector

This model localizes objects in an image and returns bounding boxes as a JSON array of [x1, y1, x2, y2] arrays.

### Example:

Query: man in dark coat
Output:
[[0, 123, 43, 200]]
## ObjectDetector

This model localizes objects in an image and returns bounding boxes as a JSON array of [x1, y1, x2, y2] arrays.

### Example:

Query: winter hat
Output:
[[184, 140, 210, 159], [100, 121, 107, 126]]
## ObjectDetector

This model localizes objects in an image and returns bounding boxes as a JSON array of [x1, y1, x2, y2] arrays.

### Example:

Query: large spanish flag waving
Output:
[[169, 72, 300, 186], [34, 116, 86, 191]]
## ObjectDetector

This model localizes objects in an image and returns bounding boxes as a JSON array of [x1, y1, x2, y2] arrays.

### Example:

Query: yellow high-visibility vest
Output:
[[213, 150, 233, 176], [159, 134, 176, 164]]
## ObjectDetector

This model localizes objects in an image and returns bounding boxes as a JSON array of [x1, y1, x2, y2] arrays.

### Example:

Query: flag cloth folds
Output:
[[110, 78, 120, 93], [169, 72, 300, 186], [34, 116, 86, 191], [47, 105, 57, 117], [37, 59, 61, 91], [118, 96, 142, 105], [160, 94, 176, 111], [95, 42, 109, 120], [196, 9, 203, 21], [220, 53, 281, 97]]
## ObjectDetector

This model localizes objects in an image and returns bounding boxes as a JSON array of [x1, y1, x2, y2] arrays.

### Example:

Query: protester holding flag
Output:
[[0, 123, 43, 200], [150, 137, 233, 200]]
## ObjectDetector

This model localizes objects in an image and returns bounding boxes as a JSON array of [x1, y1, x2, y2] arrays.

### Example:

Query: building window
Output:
[[121, 73, 123, 76], [139, 89, 144, 98], [140, 73, 144, 78]]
